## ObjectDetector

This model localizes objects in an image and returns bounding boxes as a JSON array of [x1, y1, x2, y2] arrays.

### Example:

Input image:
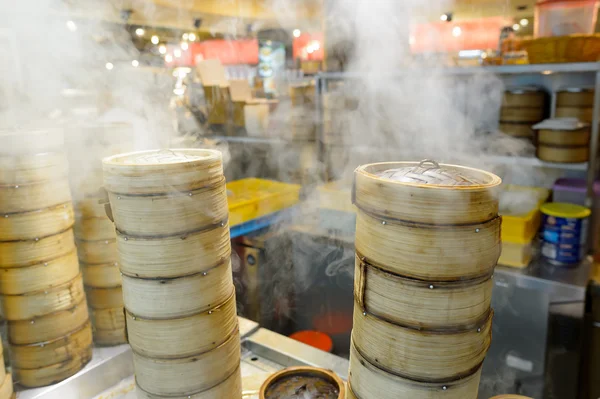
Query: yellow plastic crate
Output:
[[317, 181, 355, 213], [227, 178, 301, 226], [500, 185, 550, 244], [498, 241, 534, 268]]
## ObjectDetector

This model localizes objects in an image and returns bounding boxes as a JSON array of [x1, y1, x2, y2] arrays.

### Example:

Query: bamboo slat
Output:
[[502, 91, 544, 108], [489, 396, 533, 399], [355, 210, 501, 281], [354, 162, 501, 225], [90, 307, 125, 331], [354, 257, 493, 329], [134, 329, 240, 397], [537, 145, 589, 163], [75, 198, 108, 219], [135, 366, 242, 399], [93, 327, 127, 346], [9, 322, 92, 369], [74, 217, 115, 241], [0, 275, 85, 321], [76, 238, 118, 265], [0, 152, 68, 185], [0, 373, 12, 399], [537, 128, 590, 146], [0, 229, 76, 268], [7, 299, 89, 345], [500, 107, 544, 123], [102, 149, 224, 195], [348, 341, 482, 399], [81, 262, 121, 288], [0, 128, 64, 155], [107, 182, 228, 237], [117, 223, 231, 278], [85, 286, 124, 309], [0, 250, 80, 295], [352, 304, 492, 381], [127, 290, 237, 358], [0, 179, 72, 213], [556, 107, 593, 123], [122, 260, 233, 319], [557, 89, 594, 108], [0, 203, 74, 241], [499, 123, 534, 138]]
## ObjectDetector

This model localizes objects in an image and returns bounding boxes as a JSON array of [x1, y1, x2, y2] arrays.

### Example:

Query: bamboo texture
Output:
[[76, 238, 118, 265], [0, 152, 68, 185], [85, 286, 124, 309], [90, 307, 125, 331], [122, 259, 233, 319], [75, 198, 109, 219], [500, 107, 544, 123], [537, 145, 589, 163], [0, 179, 72, 213], [93, 327, 127, 346], [126, 290, 237, 358], [499, 123, 534, 138], [537, 128, 590, 146], [0, 373, 11, 399], [0, 128, 64, 155], [0, 229, 76, 268], [555, 107, 593, 123], [74, 217, 115, 241], [502, 91, 544, 108], [557, 90, 594, 107], [0, 203, 74, 241], [81, 262, 121, 288]]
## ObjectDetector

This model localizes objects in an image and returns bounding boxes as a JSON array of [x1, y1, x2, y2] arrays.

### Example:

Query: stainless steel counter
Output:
[[15, 317, 348, 399]]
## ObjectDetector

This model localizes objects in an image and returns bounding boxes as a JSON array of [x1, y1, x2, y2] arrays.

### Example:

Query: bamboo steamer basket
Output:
[[355, 210, 500, 281], [76, 238, 118, 265], [0, 274, 85, 321], [555, 107, 593, 123], [86, 286, 123, 309], [93, 327, 127, 346], [0, 203, 74, 241], [499, 123, 534, 138], [502, 88, 545, 108], [259, 366, 344, 399], [556, 88, 594, 108], [122, 259, 233, 319], [0, 152, 68, 185], [14, 344, 92, 388], [0, 373, 12, 399], [489, 396, 533, 399], [0, 250, 79, 295], [0, 347, 4, 382], [90, 307, 124, 331], [353, 160, 501, 225], [106, 182, 227, 237], [348, 341, 482, 399], [0, 229, 76, 268], [75, 198, 109, 219], [354, 256, 492, 329], [537, 145, 589, 163], [9, 322, 92, 369], [7, 299, 89, 345], [352, 304, 492, 381], [127, 290, 237, 358], [0, 178, 72, 214], [102, 149, 224, 195], [135, 366, 242, 399], [81, 262, 121, 288], [74, 217, 115, 241], [0, 127, 64, 155], [537, 127, 590, 146], [134, 329, 240, 397], [500, 107, 544, 123], [117, 223, 231, 278]]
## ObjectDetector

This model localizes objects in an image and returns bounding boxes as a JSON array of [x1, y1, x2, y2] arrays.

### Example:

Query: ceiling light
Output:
[[135, 28, 145, 37], [66, 20, 77, 32], [188, 33, 197, 41], [409, 35, 416, 45], [307, 47, 315, 54], [293, 29, 301, 38], [520, 18, 529, 27], [181, 42, 189, 51], [151, 35, 159, 44], [440, 14, 448, 21], [105, 62, 114, 70], [165, 54, 173, 63], [311, 40, 320, 50], [159, 45, 167, 54], [174, 49, 182, 58], [513, 23, 520, 31], [132, 60, 139, 67], [452, 26, 462, 37], [182, 33, 189, 40]]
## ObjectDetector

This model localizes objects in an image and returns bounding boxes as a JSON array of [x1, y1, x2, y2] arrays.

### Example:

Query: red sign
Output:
[[164, 39, 259, 67]]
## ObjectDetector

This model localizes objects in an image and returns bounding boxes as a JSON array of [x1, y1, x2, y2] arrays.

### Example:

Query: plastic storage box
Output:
[[534, 0, 599, 37], [553, 177, 600, 205]]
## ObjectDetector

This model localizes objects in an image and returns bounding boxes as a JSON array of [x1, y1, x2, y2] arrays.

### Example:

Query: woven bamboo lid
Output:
[[374, 160, 495, 187]]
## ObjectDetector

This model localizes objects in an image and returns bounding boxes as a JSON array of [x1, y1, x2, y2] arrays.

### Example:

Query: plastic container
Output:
[[553, 178, 600, 205], [534, 0, 600, 37], [500, 186, 551, 244], [540, 202, 590, 265], [289, 330, 333, 353]]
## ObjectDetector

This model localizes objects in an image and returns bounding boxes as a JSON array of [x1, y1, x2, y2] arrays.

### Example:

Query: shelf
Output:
[[207, 136, 315, 145], [486, 155, 588, 171]]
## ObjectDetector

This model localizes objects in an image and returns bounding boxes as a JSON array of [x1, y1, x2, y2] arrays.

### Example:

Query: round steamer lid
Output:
[[0, 127, 64, 155], [376, 160, 484, 186], [261, 367, 343, 399], [540, 202, 590, 219], [106, 149, 216, 166]]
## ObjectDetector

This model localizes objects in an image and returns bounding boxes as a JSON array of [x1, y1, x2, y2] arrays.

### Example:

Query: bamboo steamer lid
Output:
[[499, 123, 534, 138], [122, 259, 233, 319], [134, 329, 240, 397], [348, 340, 482, 399], [354, 256, 493, 329], [86, 286, 123, 309], [0, 152, 69, 185], [259, 366, 345, 399], [135, 366, 242, 399], [0, 127, 64, 155], [0, 228, 76, 268], [502, 87, 545, 108], [0, 374, 12, 399], [0, 274, 85, 321], [557, 87, 594, 107], [76, 238, 118, 265], [500, 107, 544, 123], [127, 290, 237, 359], [9, 321, 92, 369], [354, 160, 501, 225], [74, 217, 115, 241], [81, 262, 121, 288], [0, 179, 72, 214], [555, 107, 593, 123], [352, 304, 492, 381], [0, 250, 80, 295], [7, 299, 88, 345], [355, 210, 500, 281], [537, 145, 589, 163], [537, 127, 590, 146], [90, 307, 125, 331], [106, 181, 227, 237], [14, 344, 92, 388], [102, 149, 224, 195], [117, 223, 231, 278], [93, 327, 127, 346], [0, 203, 74, 241]]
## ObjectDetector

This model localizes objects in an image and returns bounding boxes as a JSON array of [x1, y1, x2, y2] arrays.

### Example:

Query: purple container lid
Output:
[[553, 178, 600, 195]]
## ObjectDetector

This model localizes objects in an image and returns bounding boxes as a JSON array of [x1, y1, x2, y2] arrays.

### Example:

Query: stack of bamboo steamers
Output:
[[0, 128, 92, 388], [348, 160, 501, 399], [102, 149, 241, 399]]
